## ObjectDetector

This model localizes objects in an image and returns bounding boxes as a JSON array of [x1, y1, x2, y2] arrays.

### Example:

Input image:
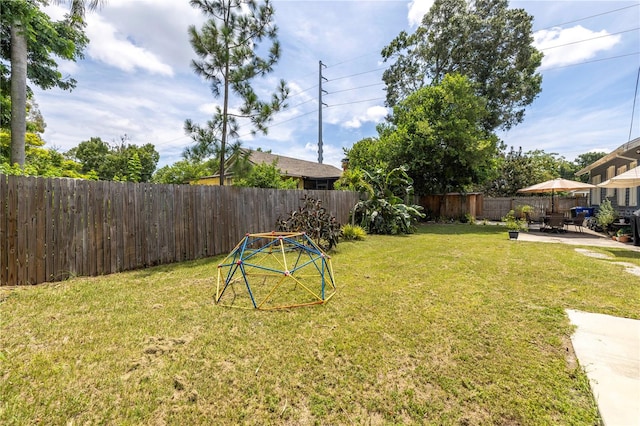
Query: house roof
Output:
[[245, 150, 342, 178], [222, 149, 342, 179], [576, 137, 640, 176]]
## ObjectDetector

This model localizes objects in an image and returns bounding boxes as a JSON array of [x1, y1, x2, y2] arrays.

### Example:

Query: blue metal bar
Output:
[[240, 263, 257, 308]]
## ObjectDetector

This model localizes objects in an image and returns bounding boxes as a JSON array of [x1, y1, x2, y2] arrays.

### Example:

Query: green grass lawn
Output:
[[1, 224, 638, 425]]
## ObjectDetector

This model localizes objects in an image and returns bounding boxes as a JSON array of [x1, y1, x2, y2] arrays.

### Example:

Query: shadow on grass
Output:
[[415, 223, 505, 236], [127, 256, 222, 279], [596, 248, 640, 262]]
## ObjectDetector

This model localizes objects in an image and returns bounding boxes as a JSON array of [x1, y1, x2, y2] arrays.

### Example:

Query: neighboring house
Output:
[[576, 137, 640, 217], [193, 149, 343, 190]]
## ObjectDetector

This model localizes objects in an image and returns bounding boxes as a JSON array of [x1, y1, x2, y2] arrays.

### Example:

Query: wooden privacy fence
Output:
[[0, 175, 360, 286], [415, 193, 589, 221], [417, 193, 483, 220], [483, 196, 589, 221]]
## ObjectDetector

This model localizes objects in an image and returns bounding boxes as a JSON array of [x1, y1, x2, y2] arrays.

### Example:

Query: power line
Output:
[[287, 83, 318, 100], [325, 82, 384, 95], [535, 4, 640, 31], [628, 66, 639, 142], [286, 97, 315, 110], [316, 3, 640, 76], [327, 66, 389, 82], [160, 4, 640, 153], [539, 27, 640, 51], [325, 52, 380, 69], [539, 51, 639, 71], [237, 109, 317, 138], [326, 97, 386, 108]]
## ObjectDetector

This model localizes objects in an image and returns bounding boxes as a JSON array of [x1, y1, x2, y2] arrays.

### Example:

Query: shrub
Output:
[[276, 194, 341, 250], [595, 199, 616, 232], [341, 224, 366, 241]]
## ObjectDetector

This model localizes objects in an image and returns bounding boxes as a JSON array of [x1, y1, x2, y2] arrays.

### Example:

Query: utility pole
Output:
[[318, 60, 328, 164]]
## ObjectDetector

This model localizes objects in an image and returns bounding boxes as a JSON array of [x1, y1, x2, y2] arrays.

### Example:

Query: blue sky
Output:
[[35, 0, 640, 169]]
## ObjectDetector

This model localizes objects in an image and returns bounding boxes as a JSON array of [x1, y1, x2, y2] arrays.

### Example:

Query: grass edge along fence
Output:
[[0, 174, 360, 286]]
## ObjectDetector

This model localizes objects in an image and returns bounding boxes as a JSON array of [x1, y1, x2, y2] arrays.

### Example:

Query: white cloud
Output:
[[500, 103, 630, 161], [96, 0, 204, 72], [534, 25, 621, 69], [198, 103, 222, 115], [407, 0, 434, 27], [85, 14, 174, 76], [344, 105, 388, 129], [28, 1, 640, 174], [56, 59, 80, 75]]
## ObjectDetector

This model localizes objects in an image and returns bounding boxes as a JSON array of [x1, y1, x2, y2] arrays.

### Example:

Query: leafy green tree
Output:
[[185, 0, 288, 185], [66, 136, 109, 174], [483, 148, 604, 196], [341, 136, 394, 172], [118, 141, 158, 182], [350, 166, 424, 235], [381, 0, 542, 131], [574, 151, 608, 182], [381, 73, 500, 195], [483, 147, 540, 196], [0, 76, 10, 129], [233, 160, 298, 189], [1, 0, 102, 166], [152, 158, 217, 184], [126, 152, 142, 183], [527, 149, 569, 182], [574, 151, 607, 170], [67, 136, 159, 182], [1, 129, 94, 178]]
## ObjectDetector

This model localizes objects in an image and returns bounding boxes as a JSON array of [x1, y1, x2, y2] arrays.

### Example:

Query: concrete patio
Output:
[[517, 226, 640, 252], [516, 225, 639, 425]]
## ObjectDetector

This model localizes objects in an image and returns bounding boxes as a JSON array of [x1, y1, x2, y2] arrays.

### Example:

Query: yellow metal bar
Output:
[[327, 259, 337, 290], [286, 274, 322, 301], [259, 300, 325, 310], [256, 275, 287, 309], [278, 237, 288, 272]]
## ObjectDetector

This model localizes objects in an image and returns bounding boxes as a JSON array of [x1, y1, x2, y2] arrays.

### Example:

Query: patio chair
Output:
[[525, 211, 542, 230], [544, 214, 566, 233], [566, 212, 586, 233]]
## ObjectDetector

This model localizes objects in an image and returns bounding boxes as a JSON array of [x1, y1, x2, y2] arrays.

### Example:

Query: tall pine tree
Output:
[[186, 0, 288, 185]]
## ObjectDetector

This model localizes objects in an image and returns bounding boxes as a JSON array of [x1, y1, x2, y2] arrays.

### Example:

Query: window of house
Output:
[[630, 161, 638, 207], [606, 166, 615, 198], [617, 165, 627, 206], [592, 175, 601, 205]]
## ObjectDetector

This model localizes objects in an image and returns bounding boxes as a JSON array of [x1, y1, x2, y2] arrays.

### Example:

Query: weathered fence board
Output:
[[1, 175, 360, 286], [417, 193, 484, 221], [7, 176, 17, 285], [0, 174, 7, 285]]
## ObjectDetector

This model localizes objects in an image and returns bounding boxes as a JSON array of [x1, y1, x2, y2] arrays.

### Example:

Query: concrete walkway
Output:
[[566, 310, 640, 426], [515, 228, 639, 425], [517, 226, 640, 252]]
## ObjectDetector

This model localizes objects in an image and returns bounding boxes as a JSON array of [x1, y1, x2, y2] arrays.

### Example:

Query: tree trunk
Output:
[[10, 22, 27, 167]]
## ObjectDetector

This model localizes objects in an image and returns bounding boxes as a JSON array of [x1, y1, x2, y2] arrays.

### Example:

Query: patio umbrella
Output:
[[597, 166, 640, 188], [517, 178, 595, 212]]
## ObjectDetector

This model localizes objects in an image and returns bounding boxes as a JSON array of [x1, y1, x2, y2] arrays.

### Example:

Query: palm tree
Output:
[[9, 0, 105, 166]]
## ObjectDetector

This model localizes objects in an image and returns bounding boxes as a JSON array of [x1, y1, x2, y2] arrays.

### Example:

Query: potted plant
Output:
[[617, 227, 632, 243], [502, 209, 528, 240]]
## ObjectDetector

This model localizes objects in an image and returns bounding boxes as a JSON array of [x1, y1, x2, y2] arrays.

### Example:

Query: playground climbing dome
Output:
[[215, 232, 336, 310]]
